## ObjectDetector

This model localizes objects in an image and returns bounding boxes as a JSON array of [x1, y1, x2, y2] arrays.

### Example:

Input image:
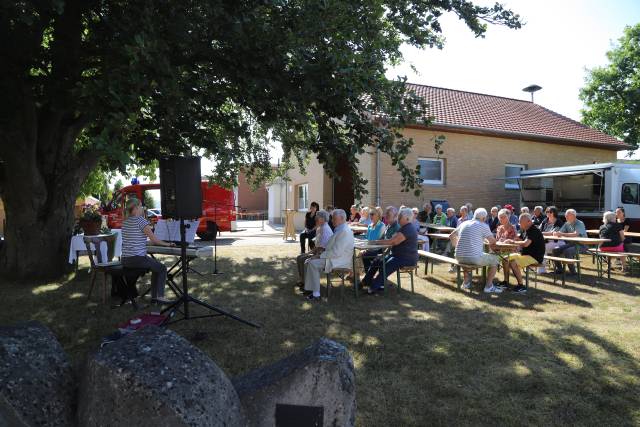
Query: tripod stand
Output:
[[161, 219, 259, 328]]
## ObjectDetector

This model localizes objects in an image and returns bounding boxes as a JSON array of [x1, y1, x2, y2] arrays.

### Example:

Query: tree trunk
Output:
[[1, 190, 77, 280], [0, 118, 96, 281]]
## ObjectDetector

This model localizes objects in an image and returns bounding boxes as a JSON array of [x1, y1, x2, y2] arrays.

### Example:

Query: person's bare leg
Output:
[[485, 266, 497, 289], [511, 260, 524, 285], [464, 269, 472, 284], [502, 260, 510, 284]]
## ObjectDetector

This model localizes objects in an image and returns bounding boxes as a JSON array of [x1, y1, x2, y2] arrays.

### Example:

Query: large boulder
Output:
[[233, 338, 356, 427], [0, 321, 75, 427], [78, 326, 244, 427]]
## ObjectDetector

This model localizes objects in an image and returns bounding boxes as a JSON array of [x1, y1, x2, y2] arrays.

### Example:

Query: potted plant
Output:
[[78, 204, 103, 236]]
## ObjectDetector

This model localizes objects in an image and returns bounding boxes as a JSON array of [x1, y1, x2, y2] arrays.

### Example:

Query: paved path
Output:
[[194, 220, 298, 247]]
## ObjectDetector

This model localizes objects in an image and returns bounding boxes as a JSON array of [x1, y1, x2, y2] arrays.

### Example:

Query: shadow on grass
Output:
[[0, 249, 638, 426]]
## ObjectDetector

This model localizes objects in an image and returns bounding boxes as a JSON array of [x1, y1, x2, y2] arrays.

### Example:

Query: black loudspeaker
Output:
[[159, 156, 202, 219]]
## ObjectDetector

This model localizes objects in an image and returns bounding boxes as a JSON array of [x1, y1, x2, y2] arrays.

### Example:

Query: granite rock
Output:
[[0, 321, 75, 427], [78, 325, 244, 426], [233, 338, 356, 427]]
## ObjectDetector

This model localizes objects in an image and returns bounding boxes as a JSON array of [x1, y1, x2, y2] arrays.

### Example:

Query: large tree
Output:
[[580, 23, 640, 149], [0, 1, 521, 280]]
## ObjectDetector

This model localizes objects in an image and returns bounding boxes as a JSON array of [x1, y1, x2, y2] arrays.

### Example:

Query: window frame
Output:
[[621, 183, 639, 205], [505, 164, 526, 190], [418, 157, 445, 186], [296, 183, 310, 211]]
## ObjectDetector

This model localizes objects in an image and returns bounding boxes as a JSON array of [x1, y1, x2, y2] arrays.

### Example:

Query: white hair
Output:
[[603, 211, 616, 224], [315, 210, 329, 222], [398, 207, 414, 221], [498, 208, 509, 218], [473, 208, 487, 221], [520, 207, 530, 214], [446, 207, 455, 213], [333, 209, 347, 221], [519, 213, 532, 221], [460, 205, 468, 213], [385, 206, 398, 216], [435, 204, 443, 210], [534, 205, 544, 212], [565, 209, 577, 216]]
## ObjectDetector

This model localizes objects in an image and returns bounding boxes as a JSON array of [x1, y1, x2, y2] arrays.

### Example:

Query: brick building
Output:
[[273, 84, 625, 228]]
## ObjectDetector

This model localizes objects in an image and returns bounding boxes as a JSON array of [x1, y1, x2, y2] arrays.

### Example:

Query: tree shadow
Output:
[[0, 248, 638, 426]]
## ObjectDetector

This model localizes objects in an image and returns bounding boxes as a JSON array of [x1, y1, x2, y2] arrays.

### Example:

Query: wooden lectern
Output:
[[282, 209, 297, 241]]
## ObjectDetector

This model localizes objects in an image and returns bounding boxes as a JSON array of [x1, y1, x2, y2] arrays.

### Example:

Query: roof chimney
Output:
[[522, 84, 542, 103]]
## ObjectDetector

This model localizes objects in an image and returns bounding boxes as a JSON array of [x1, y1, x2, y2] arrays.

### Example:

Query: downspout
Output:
[[376, 148, 381, 206]]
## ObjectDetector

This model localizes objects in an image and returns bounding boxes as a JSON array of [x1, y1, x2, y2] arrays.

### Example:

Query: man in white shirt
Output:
[[450, 208, 501, 293], [296, 210, 333, 286], [303, 209, 354, 301]]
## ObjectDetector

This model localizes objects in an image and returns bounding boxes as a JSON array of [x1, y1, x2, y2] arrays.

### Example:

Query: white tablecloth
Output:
[[68, 230, 122, 264]]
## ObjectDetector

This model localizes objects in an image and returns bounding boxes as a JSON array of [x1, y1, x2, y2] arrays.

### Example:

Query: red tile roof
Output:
[[406, 83, 625, 150]]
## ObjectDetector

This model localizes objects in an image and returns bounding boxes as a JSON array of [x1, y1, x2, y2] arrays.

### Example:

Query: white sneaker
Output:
[[448, 265, 456, 273], [484, 285, 503, 294], [462, 281, 472, 289]]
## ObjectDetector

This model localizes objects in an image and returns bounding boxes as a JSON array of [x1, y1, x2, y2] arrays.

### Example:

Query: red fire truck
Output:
[[101, 182, 237, 240]]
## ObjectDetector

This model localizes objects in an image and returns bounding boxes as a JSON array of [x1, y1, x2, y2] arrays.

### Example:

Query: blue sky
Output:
[[385, 0, 640, 156]]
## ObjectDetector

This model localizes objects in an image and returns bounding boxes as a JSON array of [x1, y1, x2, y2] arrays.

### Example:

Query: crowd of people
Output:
[[294, 200, 633, 300]]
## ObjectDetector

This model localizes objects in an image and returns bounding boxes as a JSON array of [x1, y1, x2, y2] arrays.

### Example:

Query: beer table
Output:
[[423, 223, 455, 233], [543, 236, 609, 280], [587, 229, 640, 238], [353, 241, 392, 297]]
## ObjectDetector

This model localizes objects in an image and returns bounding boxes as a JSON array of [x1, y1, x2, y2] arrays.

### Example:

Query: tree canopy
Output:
[[580, 23, 640, 151], [0, 0, 521, 279]]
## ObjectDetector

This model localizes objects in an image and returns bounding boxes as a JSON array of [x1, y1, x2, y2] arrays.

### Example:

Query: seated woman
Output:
[[495, 208, 517, 281], [362, 208, 418, 294], [458, 206, 469, 225], [365, 207, 385, 242], [348, 205, 361, 223], [299, 202, 319, 254], [495, 209, 517, 242], [361, 206, 400, 272], [358, 206, 372, 226], [121, 198, 175, 305], [599, 210, 627, 271], [538, 205, 563, 273]]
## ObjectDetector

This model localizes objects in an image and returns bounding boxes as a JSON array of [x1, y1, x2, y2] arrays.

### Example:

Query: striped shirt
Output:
[[454, 220, 494, 259], [122, 216, 150, 257]]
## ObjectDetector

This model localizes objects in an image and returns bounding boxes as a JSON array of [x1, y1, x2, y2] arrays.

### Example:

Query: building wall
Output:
[[283, 156, 329, 230], [376, 129, 618, 210], [237, 170, 269, 212]]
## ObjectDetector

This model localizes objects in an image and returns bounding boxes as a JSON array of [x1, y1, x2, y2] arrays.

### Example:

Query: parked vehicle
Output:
[[101, 182, 237, 239], [513, 162, 640, 229]]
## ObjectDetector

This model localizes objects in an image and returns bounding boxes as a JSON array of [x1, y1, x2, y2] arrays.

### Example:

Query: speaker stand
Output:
[[162, 219, 259, 328]]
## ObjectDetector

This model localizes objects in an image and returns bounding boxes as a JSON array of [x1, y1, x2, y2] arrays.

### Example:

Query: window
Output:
[[505, 164, 526, 190], [297, 184, 309, 210], [621, 183, 639, 205], [418, 158, 444, 185]]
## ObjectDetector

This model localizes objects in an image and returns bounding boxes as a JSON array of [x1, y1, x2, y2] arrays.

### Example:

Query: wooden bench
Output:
[[418, 250, 481, 290], [325, 268, 354, 300], [543, 255, 582, 286], [587, 249, 628, 279]]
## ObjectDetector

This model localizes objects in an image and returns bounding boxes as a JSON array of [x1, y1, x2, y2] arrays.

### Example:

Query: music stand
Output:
[[161, 219, 259, 328]]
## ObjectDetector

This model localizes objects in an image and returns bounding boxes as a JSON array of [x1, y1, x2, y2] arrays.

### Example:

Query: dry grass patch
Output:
[[1, 244, 639, 426]]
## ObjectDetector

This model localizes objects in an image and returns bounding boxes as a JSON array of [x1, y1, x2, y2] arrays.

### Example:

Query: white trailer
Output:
[[513, 162, 640, 227]]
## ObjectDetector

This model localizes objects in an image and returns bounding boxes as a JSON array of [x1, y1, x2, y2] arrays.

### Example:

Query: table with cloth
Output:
[[68, 230, 122, 266]]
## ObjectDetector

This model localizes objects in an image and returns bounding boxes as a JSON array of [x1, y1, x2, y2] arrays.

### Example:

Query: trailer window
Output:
[[621, 183, 639, 205], [505, 164, 526, 190]]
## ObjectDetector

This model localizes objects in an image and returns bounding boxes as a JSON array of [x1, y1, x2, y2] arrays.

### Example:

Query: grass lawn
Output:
[[1, 244, 639, 426]]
